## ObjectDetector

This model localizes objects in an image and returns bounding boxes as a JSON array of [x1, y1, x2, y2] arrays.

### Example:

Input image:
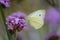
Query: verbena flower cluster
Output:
[[6, 11, 26, 31], [0, 0, 10, 7]]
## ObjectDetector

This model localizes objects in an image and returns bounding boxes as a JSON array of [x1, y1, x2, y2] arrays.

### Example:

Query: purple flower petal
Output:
[[6, 11, 26, 32], [44, 7, 60, 40], [0, 0, 10, 7], [45, 7, 60, 33]]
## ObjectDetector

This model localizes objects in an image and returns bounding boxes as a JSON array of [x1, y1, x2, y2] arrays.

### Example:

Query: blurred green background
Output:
[[0, 0, 47, 40], [0, 0, 60, 40]]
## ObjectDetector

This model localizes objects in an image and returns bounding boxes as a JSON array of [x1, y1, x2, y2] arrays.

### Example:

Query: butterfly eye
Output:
[[39, 14, 41, 16]]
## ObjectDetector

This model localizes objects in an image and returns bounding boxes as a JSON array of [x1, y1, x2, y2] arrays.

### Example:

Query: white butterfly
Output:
[[27, 10, 46, 29]]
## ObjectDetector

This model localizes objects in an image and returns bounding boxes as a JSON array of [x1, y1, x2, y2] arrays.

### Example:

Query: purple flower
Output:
[[6, 11, 26, 32], [44, 7, 60, 40], [45, 32, 60, 40], [0, 0, 10, 7]]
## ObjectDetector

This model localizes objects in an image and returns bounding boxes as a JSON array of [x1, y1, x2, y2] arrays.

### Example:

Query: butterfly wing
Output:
[[27, 10, 45, 29]]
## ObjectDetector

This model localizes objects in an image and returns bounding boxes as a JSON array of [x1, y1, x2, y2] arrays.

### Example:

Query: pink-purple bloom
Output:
[[0, 0, 10, 7], [44, 7, 60, 40], [45, 32, 60, 40], [6, 11, 26, 31]]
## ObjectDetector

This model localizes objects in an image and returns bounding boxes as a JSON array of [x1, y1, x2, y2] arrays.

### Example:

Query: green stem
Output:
[[10, 30, 16, 40], [0, 5, 10, 40]]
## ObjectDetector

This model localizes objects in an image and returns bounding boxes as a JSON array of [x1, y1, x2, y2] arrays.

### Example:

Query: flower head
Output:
[[44, 7, 60, 40], [0, 0, 10, 8], [45, 32, 60, 40], [6, 11, 26, 32]]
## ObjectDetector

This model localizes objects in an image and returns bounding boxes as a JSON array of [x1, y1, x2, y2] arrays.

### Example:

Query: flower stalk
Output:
[[0, 4, 11, 40]]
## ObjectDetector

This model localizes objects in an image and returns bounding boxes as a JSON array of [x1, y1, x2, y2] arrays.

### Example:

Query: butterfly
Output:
[[27, 10, 46, 29]]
